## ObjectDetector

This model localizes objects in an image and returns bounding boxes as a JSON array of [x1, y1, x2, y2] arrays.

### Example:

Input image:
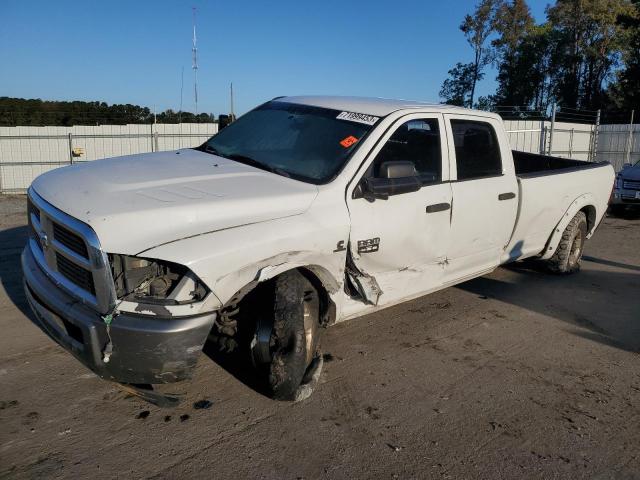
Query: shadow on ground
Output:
[[0, 225, 31, 318], [608, 206, 640, 220], [201, 342, 272, 398], [457, 259, 640, 354]]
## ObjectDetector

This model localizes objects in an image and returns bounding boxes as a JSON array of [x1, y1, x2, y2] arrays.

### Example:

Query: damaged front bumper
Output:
[[22, 246, 216, 385]]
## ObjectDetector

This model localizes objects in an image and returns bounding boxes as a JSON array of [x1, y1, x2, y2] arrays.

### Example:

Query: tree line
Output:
[[440, 0, 640, 120], [0, 97, 215, 126]]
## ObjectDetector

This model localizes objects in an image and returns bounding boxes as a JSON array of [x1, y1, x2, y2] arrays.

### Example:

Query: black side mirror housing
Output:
[[353, 161, 421, 201]]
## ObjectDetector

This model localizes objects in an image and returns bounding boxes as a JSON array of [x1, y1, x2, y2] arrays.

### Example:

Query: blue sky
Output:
[[0, 0, 548, 116]]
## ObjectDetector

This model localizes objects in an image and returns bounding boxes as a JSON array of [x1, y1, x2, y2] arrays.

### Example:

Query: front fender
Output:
[[141, 213, 349, 307], [540, 193, 600, 260]]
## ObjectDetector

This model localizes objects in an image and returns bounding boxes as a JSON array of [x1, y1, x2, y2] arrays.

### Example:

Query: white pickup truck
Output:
[[22, 96, 615, 401]]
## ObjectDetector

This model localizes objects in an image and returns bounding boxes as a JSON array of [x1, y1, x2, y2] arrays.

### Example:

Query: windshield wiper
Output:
[[225, 153, 291, 178], [202, 144, 222, 156]]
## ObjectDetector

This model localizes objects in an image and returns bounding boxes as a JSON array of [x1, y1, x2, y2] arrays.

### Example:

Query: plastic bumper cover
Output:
[[21, 246, 216, 384]]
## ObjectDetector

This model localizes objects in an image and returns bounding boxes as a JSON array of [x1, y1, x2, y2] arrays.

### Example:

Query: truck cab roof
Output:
[[277, 95, 499, 119]]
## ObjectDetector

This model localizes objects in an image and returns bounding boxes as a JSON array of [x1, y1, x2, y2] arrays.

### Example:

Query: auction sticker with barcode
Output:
[[336, 111, 379, 126]]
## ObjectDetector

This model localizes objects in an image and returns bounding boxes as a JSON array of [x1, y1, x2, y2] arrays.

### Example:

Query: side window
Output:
[[372, 118, 442, 183], [450, 120, 502, 180]]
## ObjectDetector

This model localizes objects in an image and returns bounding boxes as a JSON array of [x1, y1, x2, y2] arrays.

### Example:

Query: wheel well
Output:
[[216, 266, 337, 344], [296, 267, 336, 327], [580, 205, 596, 232]]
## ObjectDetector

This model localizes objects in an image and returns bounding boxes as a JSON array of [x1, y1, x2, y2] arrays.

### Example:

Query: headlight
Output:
[[615, 176, 622, 189], [109, 254, 208, 304]]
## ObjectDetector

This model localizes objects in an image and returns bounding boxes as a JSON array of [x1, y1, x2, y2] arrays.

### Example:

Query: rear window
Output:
[[451, 120, 502, 180]]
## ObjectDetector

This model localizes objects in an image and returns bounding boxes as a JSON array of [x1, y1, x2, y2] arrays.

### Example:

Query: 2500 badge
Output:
[[357, 237, 380, 254]]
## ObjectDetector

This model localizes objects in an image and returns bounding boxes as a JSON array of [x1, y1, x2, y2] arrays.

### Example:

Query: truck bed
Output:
[[513, 150, 605, 177], [501, 151, 614, 264]]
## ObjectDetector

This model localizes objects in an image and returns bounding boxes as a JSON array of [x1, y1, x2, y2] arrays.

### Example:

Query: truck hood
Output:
[[32, 149, 318, 255]]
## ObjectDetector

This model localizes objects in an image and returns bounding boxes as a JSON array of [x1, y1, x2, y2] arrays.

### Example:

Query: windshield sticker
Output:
[[340, 135, 359, 148], [336, 111, 379, 126]]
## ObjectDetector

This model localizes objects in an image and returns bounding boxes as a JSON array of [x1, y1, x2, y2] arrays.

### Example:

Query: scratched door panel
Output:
[[346, 113, 452, 309]]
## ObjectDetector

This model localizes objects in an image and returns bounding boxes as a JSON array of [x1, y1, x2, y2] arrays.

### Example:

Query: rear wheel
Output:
[[251, 270, 323, 400], [546, 211, 587, 274]]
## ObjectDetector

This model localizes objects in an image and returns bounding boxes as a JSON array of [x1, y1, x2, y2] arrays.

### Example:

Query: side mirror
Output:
[[379, 161, 417, 179], [354, 161, 421, 201]]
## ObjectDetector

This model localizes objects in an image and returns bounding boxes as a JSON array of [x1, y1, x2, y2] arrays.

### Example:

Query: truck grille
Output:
[[622, 179, 640, 191], [55, 252, 96, 295], [53, 222, 89, 258], [27, 197, 40, 222], [27, 189, 116, 314]]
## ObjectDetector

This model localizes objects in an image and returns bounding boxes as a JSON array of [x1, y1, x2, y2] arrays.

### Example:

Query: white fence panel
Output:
[[0, 123, 218, 193], [504, 120, 595, 161], [2, 119, 639, 193], [597, 124, 640, 172]]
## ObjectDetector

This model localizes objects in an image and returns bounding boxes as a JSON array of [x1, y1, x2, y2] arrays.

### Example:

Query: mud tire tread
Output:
[[546, 211, 587, 275], [268, 270, 311, 400]]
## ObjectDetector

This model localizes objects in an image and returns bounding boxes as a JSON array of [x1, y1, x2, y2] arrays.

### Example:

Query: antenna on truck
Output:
[[192, 7, 199, 117]]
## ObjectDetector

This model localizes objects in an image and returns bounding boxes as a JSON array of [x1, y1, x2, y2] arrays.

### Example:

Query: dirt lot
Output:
[[1, 195, 639, 480]]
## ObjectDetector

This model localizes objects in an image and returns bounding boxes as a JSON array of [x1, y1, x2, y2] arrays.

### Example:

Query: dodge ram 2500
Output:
[[22, 96, 615, 401]]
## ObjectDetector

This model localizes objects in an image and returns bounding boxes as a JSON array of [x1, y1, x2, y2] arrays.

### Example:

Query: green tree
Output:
[[439, 63, 479, 107], [607, 0, 640, 112], [460, 0, 499, 106], [0, 97, 215, 126], [546, 0, 636, 110], [492, 0, 537, 106]]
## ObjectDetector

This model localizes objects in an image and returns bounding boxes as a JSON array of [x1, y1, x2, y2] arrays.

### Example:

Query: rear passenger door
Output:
[[443, 115, 518, 284]]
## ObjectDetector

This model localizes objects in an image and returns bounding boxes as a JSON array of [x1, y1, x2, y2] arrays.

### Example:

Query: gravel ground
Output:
[[1, 195, 639, 480]]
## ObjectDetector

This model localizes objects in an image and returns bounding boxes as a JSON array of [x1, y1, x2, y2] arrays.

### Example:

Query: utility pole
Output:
[[230, 82, 235, 120], [179, 66, 184, 124], [192, 7, 199, 117]]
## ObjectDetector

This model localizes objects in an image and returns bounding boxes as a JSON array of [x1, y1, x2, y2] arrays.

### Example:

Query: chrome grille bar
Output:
[[27, 188, 117, 314]]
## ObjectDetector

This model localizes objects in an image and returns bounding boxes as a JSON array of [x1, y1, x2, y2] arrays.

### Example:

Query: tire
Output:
[[263, 270, 321, 400], [546, 211, 587, 274]]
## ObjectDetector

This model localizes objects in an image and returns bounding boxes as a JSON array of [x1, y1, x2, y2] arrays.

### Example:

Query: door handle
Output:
[[498, 192, 516, 201], [426, 202, 451, 213]]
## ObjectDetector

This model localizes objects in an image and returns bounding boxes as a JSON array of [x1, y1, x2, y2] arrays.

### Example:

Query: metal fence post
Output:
[[548, 103, 557, 155], [150, 124, 154, 152], [68, 132, 74, 164], [569, 128, 574, 158], [539, 121, 546, 154], [591, 109, 601, 162], [0, 136, 3, 193], [626, 110, 635, 166], [154, 131, 160, 152]]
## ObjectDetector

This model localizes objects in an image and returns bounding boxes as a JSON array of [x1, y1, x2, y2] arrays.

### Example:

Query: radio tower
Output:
[[192, 7, 199, 116]]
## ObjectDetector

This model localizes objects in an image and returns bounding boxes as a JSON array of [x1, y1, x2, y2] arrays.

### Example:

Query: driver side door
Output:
[[344, 113, 452, 314]]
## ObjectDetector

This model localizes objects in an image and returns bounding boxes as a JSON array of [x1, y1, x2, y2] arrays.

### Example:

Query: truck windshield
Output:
[[200, 101, 378, 184]]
